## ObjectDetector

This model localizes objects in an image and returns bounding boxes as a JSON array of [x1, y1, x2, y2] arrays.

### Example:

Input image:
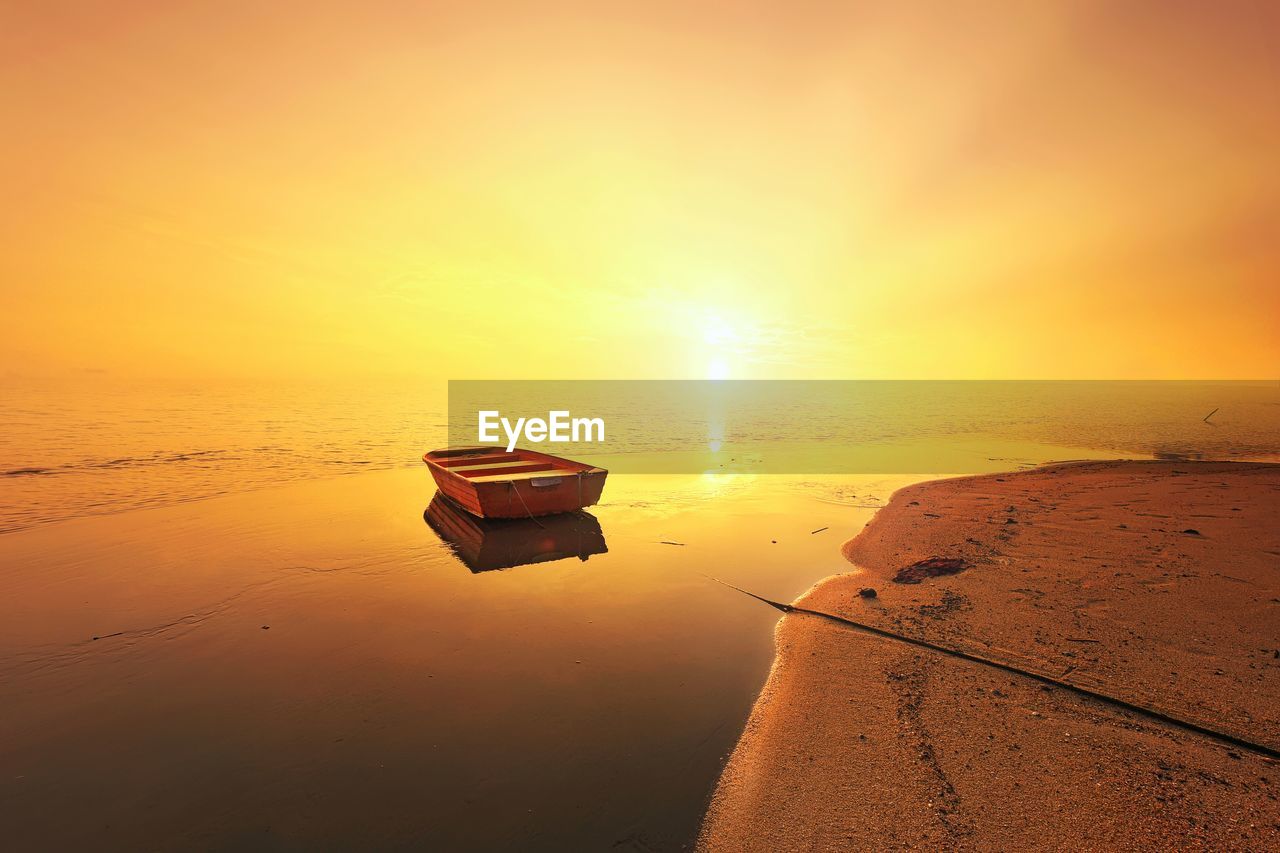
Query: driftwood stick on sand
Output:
[[702, 572, 1280, 761]]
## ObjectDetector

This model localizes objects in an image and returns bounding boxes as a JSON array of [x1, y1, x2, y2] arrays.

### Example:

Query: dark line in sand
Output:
[[703, 574, 1280, 761]]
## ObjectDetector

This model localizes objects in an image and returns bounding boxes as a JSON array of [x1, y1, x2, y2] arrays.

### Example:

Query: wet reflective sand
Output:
[[2, 466, 932, 849]]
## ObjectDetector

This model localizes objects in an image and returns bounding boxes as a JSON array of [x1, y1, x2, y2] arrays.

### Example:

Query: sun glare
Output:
[[707, 358, 731, 380]]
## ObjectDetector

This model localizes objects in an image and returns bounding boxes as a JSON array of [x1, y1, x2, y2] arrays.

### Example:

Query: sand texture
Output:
[[700, 461, 1280, 851]]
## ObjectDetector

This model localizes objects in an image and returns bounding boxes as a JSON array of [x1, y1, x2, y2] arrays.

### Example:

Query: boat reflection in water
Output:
[[423, 492, 608, 573]]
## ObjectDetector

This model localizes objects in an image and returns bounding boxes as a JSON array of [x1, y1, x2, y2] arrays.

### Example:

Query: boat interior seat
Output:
[[467, 467, 581, 483], [435, 453, 522, 468]]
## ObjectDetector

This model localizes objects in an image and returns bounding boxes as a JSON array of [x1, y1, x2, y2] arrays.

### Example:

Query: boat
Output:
[[423, 492, 607, 572], [421, 446, 608, 518]]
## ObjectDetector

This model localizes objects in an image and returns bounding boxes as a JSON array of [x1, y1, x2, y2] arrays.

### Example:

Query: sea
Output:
[[4, 380, 1277, 533]]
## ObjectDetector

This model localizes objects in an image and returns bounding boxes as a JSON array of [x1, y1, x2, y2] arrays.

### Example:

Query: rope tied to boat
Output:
[[507, 468, 589, 529], [507, 480, 546, 528]]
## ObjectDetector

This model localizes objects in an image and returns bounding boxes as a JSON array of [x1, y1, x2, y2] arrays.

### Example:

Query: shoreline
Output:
[[700, 460, 1280, 850]]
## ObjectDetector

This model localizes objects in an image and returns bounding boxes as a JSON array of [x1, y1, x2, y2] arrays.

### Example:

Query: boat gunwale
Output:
[[423, 447, 606, 480]]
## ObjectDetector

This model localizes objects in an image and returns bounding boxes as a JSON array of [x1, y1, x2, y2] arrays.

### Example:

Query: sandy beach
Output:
[[701, 461, 1280, 851]]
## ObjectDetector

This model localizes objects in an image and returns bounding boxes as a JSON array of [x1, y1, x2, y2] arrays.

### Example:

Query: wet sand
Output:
[[0, 466, 918, 850], [701, 461, 1280, 851]]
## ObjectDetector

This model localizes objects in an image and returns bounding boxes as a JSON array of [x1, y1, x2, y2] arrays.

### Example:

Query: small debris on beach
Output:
[[892, 557, 969, 584], [858, 587, 877, 599], [261, 625, 270, 630], [659, 541, 686, 546], [771, 539, 777, 544], [810, 526, 829, 534], [1182, 528, 1201, 536]]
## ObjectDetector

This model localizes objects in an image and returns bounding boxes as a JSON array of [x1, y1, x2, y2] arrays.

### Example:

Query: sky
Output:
[[4, 1, 1278, 384]]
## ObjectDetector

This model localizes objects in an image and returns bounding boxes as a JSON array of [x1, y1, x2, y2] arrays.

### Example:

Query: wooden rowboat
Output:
[[422, 447, 608, 518]]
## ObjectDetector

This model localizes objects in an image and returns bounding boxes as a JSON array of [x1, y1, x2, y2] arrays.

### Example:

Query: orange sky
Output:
[[3, 1, 1278, 383]]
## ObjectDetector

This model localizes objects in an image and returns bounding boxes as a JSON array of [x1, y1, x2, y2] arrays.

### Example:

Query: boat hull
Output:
[[423, 447, 608, 519]]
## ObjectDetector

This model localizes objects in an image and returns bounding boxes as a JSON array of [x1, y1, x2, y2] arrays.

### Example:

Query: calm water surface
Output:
[[3, 381, 1276, 532], [1, 467, 941, 849]]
